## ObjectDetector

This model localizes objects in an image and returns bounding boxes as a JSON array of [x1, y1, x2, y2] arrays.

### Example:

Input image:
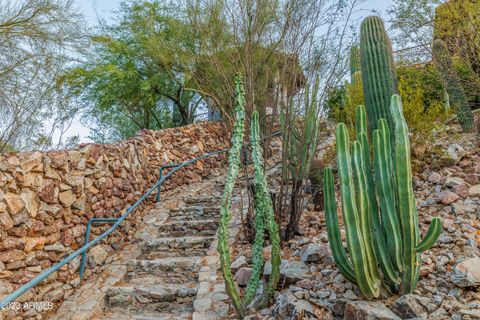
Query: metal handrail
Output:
[[0, 129, 281, 304]]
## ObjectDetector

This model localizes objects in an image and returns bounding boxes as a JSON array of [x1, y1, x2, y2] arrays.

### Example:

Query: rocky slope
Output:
[[230, 121, 480, 319]]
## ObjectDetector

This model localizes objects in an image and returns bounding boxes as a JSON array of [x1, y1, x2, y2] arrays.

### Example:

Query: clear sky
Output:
[[68, 0, 393, 143]]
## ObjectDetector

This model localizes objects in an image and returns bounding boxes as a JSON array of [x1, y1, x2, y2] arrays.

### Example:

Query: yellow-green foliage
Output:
[[434, 0, 480, 55], [397, 67, 450, 145], [434, 0, 480, 104], [347, 71, 365, 115], [331, 73, 365, 135]]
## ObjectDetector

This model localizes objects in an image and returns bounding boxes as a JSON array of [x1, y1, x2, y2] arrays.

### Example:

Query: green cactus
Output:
[[218, 75, 247, 316], [360, 16, 397, 135], [350, 46, 361, 79], [218, 77, 281, 317], [324, 97, 443, 299], [432, 39, 474, 132], [249, 111, 281, 302]]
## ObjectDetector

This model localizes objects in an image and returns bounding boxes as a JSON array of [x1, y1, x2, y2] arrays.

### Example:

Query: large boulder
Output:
[[344, 301, 401, 320], [452, 257, 480, 287], [264, 259, 310, 285], [391, 294, 428, 319], [234, 267, 253, 286], [438, 190, 460, 205], [299, 243, 330, 263], [273, 292, 317, 319]]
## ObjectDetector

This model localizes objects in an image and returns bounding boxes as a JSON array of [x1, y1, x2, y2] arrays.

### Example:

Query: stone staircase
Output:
[[49, 139, 284, 320], [51, 173, 226, 320], [97, 195, 223, 320]]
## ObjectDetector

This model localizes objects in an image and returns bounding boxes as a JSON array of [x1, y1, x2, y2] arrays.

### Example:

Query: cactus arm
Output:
[[390, 94, 418, 294], [265, 203, 281, 300], [336, 123, 380, 299], [351, 141, 382, 284], [373, 121, 403, 272], [324, 167, 356, 283], [244, 112, 266, 305], [359, 132, 401, 284], [249, 112, 281, 301], [415, 217, 443, 253], [355, 105, 367, 138], [217, 75, 246, 317], [243, 191, 265, 305], [412, 204, 422, 290]]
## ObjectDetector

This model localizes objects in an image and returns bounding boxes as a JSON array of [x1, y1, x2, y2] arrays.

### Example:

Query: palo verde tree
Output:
[[62, 1, 201, 143], [0, 0, 86, 152]]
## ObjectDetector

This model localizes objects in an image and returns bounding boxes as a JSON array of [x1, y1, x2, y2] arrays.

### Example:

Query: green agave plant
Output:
[[217, 75, 281, 318], [324, 95, 443, 299]]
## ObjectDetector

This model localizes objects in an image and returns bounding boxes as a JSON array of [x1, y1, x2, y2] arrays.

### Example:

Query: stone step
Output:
[[126, 257, 200, 283], [105, 282, 197, 314], [127, 257, 200, 273], [126, 274, 195, 286], [184, 196, 222, 206], [140, 236, 215, 259], [97, 312, 192, 320], [157, 219, 218, 237], [170, 206, 220, 221]]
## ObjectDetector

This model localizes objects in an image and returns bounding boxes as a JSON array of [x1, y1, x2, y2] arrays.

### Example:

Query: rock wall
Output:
[[0, 122, 229, 303]]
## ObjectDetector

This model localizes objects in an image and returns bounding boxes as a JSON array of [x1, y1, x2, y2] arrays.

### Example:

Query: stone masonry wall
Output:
[[0, 122, 228, 304]]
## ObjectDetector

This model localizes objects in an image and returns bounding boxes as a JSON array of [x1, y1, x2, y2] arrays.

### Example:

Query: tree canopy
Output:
[[0, 0, 86, 152]]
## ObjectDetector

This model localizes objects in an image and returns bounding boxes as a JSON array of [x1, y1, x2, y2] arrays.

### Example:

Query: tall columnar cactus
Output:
[[360, 16, 397, 134], [249, 111, 281, 301], [350, 46, 361, 79], [218, 75, 247, 316], [324, 96, 443, 299], [432, 39, 474, 132], [218, 76, 281, 318]]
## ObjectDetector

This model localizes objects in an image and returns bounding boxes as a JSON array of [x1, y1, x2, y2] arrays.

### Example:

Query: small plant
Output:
[[308, 158, 325, 210], [324, 96, 443, 299], [432, 39, 474, 132], [278, 81, 322, 240], [360, 16, 397, 134], [218, 76, 281, 318]]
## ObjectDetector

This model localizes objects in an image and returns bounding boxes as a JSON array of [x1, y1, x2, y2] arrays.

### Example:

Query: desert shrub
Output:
[[453, 56, 480, 107], [327, 77, 364, 136], [397, 65, 450, 145]]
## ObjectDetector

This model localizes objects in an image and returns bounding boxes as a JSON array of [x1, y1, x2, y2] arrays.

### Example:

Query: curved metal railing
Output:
[[0, 130, 280, 305]]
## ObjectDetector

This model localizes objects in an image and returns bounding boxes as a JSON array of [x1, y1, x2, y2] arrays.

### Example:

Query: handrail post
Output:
[[156, 167, 163, 203], [79, 218, 120, 279], [79, 220, 93, 280]]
